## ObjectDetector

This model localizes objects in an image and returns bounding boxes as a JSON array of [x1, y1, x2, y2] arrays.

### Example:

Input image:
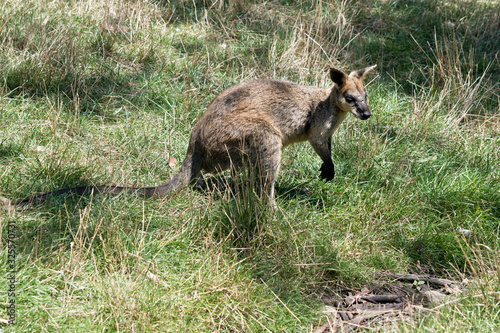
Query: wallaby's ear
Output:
[[330, 67, 348, 86], [351, 65, 377, 80]]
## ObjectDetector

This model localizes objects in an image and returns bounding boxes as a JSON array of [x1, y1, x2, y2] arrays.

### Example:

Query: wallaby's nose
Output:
[[357, 103, 370, 120], [359, 112, 371, 120]]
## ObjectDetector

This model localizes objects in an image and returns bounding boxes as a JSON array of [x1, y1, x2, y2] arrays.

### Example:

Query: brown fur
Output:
[[10, 65, 376, 209]]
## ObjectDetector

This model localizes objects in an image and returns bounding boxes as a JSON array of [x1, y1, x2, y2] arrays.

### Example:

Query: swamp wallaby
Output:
[[6, 65, 376, 209]]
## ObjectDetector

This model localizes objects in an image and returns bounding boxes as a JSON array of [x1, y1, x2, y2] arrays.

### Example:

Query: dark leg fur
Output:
[[319, 161, 335, 181]]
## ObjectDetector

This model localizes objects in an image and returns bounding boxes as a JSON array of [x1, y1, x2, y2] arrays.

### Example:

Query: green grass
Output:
[[1, 0, 499, 331]]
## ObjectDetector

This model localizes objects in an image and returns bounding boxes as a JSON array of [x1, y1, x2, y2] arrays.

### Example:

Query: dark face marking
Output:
[[344, 95, 355, 104], [343, 90, 370, 120]]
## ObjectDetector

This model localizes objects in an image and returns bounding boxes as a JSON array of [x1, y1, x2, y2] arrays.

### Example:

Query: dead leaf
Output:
[[168, 156, 177, 168], [146, 270, 160, 283], [0, 196, 14, 213], [444, 284, 463, 295], [34, 146, 47, 152], [0, 196, 11, 205]]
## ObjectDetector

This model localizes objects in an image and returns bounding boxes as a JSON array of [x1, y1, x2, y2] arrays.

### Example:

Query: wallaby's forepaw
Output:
[[319, 163, 335, 182]]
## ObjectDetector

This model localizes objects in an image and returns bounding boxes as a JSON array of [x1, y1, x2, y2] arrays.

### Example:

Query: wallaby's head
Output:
[[330, 65, 376, 120]]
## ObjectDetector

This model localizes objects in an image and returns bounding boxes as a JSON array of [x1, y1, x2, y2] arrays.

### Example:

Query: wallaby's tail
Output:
[[133, 162, 194, 198], [5, 155, 197, 210], [13, 185, 139, 207]]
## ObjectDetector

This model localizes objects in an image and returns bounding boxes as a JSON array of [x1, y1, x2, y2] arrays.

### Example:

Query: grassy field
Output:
[[0, 0, 499, 331]]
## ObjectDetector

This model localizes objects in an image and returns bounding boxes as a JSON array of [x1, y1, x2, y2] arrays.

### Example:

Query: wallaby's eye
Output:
[[344, 96, 355, 103]]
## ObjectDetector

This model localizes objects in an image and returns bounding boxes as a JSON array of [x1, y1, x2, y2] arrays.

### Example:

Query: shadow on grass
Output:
[[171, 0, 498, 89], [194, 173, 330, 209], [0, 9, 160, 119], [351, 0, 500, 92], [0, 141, 25, 160], [3, 64, 150, 120]]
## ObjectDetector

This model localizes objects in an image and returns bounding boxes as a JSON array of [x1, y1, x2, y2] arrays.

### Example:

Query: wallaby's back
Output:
[[193, 79, 331, 147]]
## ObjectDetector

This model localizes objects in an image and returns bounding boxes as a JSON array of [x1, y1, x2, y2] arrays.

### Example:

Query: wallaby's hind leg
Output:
[[249, 134, 282, 208], [194, 116, 283, 207], [226, 138, 281, 208]]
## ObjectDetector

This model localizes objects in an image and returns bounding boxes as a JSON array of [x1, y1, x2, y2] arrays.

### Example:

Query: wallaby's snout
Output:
[[359, 111, 370, 120], [356, 100, 371, 120]]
